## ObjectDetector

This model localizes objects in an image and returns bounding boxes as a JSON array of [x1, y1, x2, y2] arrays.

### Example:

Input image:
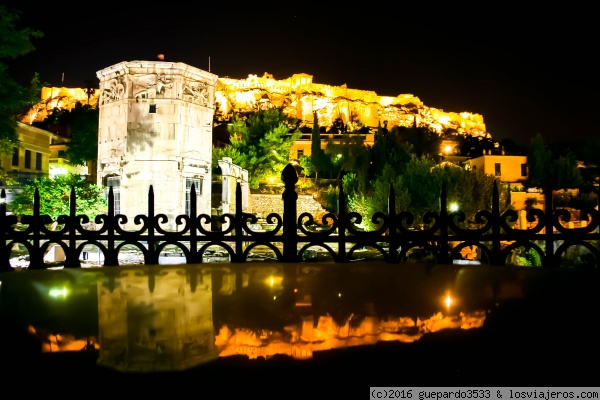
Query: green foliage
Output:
[[389, 125, 442, 160], [346, 155, 508, 230], [38, 102, 99, 165], [369, 121, 412, 179], [0, 6, 45, 146], [298, 155, 315, 178], [309, 111, 332, 179], [10, 173, 107, 219], [512, 246, 543, 266], [321, 185, 339, 213], [212, 108, 301, 189], [526, 133, 583, 190], [325, 133, 371, 190], [341, 172, 359, 196]]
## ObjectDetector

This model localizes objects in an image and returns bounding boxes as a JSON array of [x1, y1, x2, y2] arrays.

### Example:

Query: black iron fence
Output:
[[1, 164, 599, 271]]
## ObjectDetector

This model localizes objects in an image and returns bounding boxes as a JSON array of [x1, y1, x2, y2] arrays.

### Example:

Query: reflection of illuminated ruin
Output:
[[216, 311, 486, 361], [23, 265, 488, 370], [96, 267, 217, 372]]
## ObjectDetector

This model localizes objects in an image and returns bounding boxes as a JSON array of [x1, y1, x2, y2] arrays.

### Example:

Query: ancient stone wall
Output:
[[250, 194, 330, 224]]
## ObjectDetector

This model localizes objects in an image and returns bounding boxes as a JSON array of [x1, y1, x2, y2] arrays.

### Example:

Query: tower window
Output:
[[185, 177, 202, 216], [149, 104, 156, 113]]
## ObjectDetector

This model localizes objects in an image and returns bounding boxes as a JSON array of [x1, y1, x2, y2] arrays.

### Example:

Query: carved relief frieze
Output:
[[100, 77, 126, 105], [182, 80, 213, 105], [133, 74, 174, 100]]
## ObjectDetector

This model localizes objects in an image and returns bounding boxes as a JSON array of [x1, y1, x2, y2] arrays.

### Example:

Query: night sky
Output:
[[3, 4, 597, 146]]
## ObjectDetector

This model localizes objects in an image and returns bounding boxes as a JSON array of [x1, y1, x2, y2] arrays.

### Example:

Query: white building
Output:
[[96, 61, 217, 229]]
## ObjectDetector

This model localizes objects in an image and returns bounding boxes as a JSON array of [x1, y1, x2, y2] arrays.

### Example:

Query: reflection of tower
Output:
[[97, 266, 217, 371]]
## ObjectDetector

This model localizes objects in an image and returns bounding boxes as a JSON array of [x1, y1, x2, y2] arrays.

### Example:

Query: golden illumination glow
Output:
[[449, 203, 459, 212], [444, 293, 453, 310], [49, 287, 68, 298]]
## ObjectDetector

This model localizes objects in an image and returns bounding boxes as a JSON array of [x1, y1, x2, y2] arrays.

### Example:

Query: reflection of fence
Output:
[[1, 164, 599, 271]]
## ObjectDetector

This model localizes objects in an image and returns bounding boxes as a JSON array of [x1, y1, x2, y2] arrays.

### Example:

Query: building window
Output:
[[185, 177, 201, 216], [149, 104, 156, 113], [297, 149, 304, 158], [12, 147, 18, 167], [106, 176, 121, 214], [521, 163, 527, 177], [24, 150, 31, 169], [36, 152, 42, 171], [58, 150, 66, 158], [494, 163, 501, 176]]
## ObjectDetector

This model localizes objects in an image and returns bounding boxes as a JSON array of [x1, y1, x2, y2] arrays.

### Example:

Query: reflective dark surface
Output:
[[1, 262, 599, 395]]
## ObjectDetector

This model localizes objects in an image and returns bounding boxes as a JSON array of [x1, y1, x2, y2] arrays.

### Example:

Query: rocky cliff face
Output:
[[21, 71, 490, 138]]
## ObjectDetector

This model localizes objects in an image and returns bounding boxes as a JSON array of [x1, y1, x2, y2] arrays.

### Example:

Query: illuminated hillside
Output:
[[21, 72, 490, 138]]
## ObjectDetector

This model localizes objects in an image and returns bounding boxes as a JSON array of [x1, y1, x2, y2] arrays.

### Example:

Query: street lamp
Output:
[[444, 145, 452, 157]]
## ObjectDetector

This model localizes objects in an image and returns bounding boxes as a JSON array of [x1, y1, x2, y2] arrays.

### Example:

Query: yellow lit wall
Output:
[[1, 122, 54, 181]]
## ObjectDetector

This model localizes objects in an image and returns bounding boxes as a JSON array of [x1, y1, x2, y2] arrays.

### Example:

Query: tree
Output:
[[298, 154, 315, 179], [0, 5, 44, 181], [83, 78, 97, 105], [390, 125, 442, 160], [10, 173, 108, 220], [64, 103, 99, 166], [309, 111, 331, 180], [526, 133, 552, 188], [526, 133, 583, 190], [212, 108, 301, 189], [347, 154, 507, 230], [369, 121, 412, 180], [33, 102, 99, 166], [457, 134, 498, 157], [325, 132, 371, 191]]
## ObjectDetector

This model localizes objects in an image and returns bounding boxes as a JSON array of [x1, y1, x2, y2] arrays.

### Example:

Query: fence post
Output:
[[146, 186, 159, 265], [21, 188, 46, 270], [281, 164, 299, 262], [543, 182, 557, 267], [0, 189, 9, 272], [490, 181, 502, 265], [64, 186, 80, 268], [437, 183, 450, 264], [387, 184, 399, 263], [104, 186, 119, 266], [336, 182, 348, 262]]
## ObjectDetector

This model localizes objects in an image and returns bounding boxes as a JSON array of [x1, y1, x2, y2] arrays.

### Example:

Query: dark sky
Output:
[[4, 4, 597, 146]]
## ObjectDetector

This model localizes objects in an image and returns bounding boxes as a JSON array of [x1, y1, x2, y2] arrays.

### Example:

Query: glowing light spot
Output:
[[444, 294, 453, 309], [49, 287, 68, 298]]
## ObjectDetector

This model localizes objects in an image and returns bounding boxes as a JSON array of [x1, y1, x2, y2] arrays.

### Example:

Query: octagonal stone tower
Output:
[[96, 61, 217, 229]]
